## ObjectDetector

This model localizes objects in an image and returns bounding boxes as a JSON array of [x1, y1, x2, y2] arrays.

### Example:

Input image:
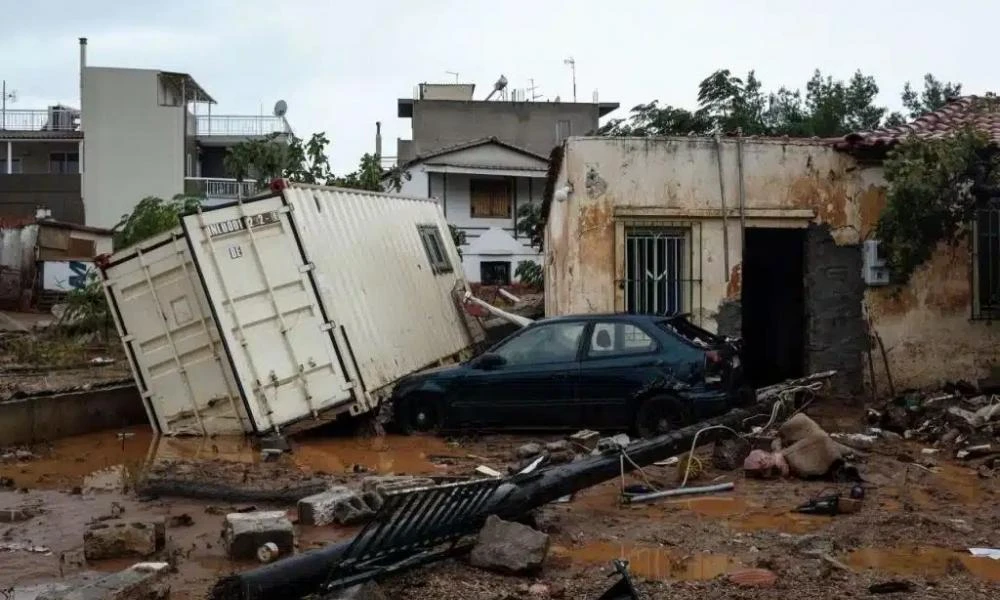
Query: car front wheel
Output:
[[634, 395, 684, 438], [399, 396, 442, 435]]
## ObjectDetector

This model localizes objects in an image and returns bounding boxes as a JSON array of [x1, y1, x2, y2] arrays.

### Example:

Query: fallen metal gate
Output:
[[322, 477, 511, 592]]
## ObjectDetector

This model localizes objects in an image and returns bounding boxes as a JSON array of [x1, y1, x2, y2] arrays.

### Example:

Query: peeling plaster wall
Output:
[[546, 136, 999, 392]]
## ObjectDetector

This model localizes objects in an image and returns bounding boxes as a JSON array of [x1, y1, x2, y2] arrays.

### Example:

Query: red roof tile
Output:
[[837, 95, 1000, 150]]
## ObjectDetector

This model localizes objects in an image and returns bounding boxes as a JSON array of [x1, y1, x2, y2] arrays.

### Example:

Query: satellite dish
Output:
[[273, 100, 288, 117]]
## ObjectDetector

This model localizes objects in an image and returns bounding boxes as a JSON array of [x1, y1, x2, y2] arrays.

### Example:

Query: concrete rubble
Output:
[[36, 562, 170, 600], [360, 475, 435, 510], [83, 518, 165, 561], [222, 511, 294, 560], [469, 515, 550, 575], [297, 485, 373, 526]]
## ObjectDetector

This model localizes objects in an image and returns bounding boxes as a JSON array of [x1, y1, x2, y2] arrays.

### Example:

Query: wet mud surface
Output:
[[2, 406, 1000, 599]]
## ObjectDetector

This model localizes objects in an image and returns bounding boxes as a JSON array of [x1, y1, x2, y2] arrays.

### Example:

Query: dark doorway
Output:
[[480, 261, 511, 285], [742, 228, 805, 387]]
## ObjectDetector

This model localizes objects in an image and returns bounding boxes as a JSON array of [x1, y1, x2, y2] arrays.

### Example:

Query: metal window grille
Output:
[[624, 229, 685, 315], [418, 225, 453, 274], [975, 198, 1000, 319]]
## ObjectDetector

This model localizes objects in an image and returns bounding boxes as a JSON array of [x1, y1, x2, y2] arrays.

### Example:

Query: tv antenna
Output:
[[528, 79, 542, 101], [1, 80, 16, 130], [563, 57, 577, 102], [445, 71, 459, 83]]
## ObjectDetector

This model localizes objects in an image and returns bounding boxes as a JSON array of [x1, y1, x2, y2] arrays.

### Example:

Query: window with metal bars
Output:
[[624, 228, 685, 316], [975, 199, 1000, 319]]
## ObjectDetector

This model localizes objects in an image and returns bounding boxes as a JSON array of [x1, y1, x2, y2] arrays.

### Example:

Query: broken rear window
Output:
[[656, 317, 721, 348]]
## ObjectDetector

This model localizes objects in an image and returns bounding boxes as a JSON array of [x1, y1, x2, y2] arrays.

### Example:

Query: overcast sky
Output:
[[2, 1, 995, 173]]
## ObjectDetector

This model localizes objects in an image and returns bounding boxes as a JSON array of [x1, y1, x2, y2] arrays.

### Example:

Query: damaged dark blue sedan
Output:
[[390, 313, 745, 437]]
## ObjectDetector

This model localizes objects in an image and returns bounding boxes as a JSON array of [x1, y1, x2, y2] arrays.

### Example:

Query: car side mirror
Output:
[[475, 353, 506, 370]]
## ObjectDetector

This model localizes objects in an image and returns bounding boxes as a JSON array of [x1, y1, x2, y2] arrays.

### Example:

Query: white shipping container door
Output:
[[101, 230, 247, 435], [180, 198, 354, 433]]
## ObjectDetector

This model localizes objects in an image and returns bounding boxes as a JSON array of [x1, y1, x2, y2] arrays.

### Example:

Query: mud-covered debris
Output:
[[0, 506, 39, 523], [83, 518, 166, 560], [712, 437, 751, 470], [869, 580, 915, 594], [727, 568, 778, 588], [594, 434, 630, 454], [166, 513, 194, 528], [298, 485, 373, 526], [37, 561, 170, 600], [361, 475, 435, 507], [223, 511, 294, 560], [328, 581, 387, 600], [469, 515, 549, 575], [516, 443, 544, 460]]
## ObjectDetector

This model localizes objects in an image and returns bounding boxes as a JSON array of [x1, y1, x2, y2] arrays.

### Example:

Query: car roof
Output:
[[537, 313, 687, 324]]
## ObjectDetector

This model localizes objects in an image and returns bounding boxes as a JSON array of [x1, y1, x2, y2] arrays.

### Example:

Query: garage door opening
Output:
[[742, 228, 805, 387]]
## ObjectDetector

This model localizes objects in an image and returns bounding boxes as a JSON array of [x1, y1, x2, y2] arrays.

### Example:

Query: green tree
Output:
[[876, 124, 1000, 282], [902, 74, 963, 118], [602, 69, 961, 138], [515, 203, 545, 251], [113, 194, 203, 250], [225, 133, 408, 193]]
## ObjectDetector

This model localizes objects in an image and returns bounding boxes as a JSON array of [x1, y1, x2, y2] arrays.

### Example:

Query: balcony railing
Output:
[[185, 177, 260, 200], [195, 115, 289, 137], [0, 108, 80, 131]]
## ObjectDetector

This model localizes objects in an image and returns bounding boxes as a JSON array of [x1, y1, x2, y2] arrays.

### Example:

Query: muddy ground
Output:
[[2, 402, 999, 599]]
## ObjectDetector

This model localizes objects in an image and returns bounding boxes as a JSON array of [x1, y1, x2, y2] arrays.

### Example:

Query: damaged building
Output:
[[543, 96, 1000, 393]]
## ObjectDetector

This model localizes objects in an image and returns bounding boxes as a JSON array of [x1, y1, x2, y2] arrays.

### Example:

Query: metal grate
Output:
[[323, 477, 510, 591], [624, 229, 685, 315], [975, 198, 1000, 319]]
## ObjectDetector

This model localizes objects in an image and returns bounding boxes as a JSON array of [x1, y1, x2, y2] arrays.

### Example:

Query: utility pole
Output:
[[563, 57, 576, 102]]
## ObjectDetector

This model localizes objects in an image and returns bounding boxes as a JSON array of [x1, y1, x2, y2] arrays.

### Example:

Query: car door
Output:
[[454, 321, 586, 429], [576, 320, 662, 430]]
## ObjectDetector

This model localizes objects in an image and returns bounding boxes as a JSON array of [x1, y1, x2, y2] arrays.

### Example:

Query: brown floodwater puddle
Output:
[[846, 547, 1000, 582], [552, 541, 741, 581], [0, 428, 462, 491]]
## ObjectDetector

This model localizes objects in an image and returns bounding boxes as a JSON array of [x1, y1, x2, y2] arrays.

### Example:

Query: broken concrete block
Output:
[[83, 518, 165, 561], [594, 434, 630, 454], [947, 406, 980, 428], [360, 476, 435, 506], [516, 442, 543, 459], [223, 511, 294, 560], [544, 440, 570, 453], [298, 486, 373, 526], [37, 562, 169, 600], [568, 429, 600, 451], [469, 515, 549, 574]]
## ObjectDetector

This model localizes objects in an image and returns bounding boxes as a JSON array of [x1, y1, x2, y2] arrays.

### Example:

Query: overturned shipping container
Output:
[[100, 182, 481, 436]]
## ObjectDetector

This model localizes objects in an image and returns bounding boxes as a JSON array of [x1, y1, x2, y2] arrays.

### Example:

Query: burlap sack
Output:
[[778, 414, 857, 477]]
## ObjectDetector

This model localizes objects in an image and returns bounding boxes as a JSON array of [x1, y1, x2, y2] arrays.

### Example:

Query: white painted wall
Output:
[[82, 67, 185, 229]]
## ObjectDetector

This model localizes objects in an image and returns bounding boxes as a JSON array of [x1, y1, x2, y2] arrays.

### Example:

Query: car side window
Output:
[[588, 322, 657, 358], [494, 322, 586, 366]]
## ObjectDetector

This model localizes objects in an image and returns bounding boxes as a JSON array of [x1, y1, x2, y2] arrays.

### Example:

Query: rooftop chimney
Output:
[[375, 121, 382, 160]]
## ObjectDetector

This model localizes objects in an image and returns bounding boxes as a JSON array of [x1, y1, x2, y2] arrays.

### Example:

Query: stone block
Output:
[[83, 519, 165, 561], [360, 476, 435, 506], [223, 511, 294, 560], [469, 515, 549, 574]]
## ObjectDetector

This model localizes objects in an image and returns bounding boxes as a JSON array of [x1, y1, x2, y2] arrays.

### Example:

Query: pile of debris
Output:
[[872, 384, 1000, 463]]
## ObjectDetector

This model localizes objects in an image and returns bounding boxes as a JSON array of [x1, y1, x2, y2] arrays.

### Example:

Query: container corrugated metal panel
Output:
[[180, 196, 356, 434], [102, 183, 476, 437], [281, 184, 472, 394], [100, 229, 248, 435]]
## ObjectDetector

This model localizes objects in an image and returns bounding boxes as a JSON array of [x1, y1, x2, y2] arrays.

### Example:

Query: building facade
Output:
[[392, 82, 617, 283], [1, 38, 290, 231], [544, 123, 1000, 394]]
